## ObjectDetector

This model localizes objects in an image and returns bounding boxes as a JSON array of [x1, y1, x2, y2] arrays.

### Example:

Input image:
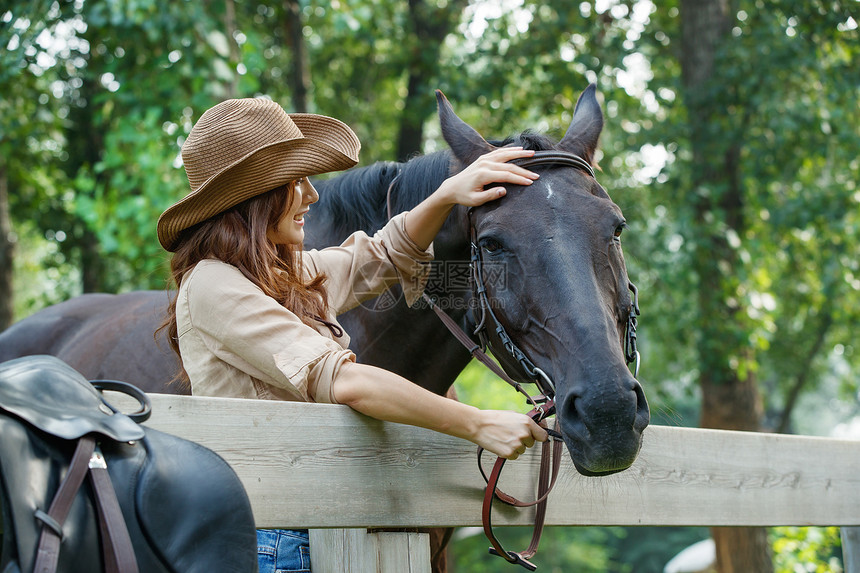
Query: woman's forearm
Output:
[[403, 190, 455, 251], [330, 362, 545, 459], [332, 361, 478, 439]]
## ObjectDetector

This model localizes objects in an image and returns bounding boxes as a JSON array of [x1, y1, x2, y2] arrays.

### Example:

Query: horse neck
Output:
[[309, 150, 470, 253]]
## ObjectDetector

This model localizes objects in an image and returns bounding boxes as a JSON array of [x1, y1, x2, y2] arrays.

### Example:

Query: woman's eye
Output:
[[482, 238, 503, 253]]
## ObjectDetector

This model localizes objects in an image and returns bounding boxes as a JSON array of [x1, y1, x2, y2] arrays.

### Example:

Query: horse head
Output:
[[438, 85, 650, 475]]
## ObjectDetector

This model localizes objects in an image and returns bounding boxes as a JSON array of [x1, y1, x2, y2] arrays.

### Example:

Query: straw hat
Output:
[[157, 98, 361, 251]]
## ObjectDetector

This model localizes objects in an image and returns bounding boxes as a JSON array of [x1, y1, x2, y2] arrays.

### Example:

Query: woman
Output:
[[157, 97, 546, 572]]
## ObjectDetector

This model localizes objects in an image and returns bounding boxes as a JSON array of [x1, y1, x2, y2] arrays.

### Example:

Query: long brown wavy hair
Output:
[[160, 182, 334, 384]]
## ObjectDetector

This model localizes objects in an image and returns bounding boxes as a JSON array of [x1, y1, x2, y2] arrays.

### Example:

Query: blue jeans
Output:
[[257, 529, 311, 573]]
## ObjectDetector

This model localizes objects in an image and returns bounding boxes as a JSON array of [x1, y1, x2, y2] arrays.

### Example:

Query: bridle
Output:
[[468, 150, 640, 389], [389, 149, 642, 570]]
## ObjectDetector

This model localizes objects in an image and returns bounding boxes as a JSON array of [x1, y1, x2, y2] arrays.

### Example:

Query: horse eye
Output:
[[614, 223, 627, 239], [482, 238, 503, 253]]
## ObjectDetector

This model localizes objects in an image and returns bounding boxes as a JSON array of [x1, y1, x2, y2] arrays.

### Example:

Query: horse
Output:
[[0, 85, 648, 476]]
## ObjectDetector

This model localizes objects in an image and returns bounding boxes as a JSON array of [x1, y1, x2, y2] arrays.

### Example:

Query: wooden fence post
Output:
[[308, 528, 430, 573], [842, 527, 859, 573]]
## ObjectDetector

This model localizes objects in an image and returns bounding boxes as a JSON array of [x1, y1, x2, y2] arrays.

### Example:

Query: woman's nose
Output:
[[304, 180, 319, 204]]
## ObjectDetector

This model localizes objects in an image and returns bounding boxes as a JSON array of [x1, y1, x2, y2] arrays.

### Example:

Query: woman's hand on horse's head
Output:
[[472, 409, 548, 460], [404, 147, 539, 252], [438, 147, 540, 208]]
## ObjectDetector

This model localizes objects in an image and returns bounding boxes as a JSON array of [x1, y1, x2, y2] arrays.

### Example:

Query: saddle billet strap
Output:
[[32, 436, 139, 573], [33, 436, 96, 573], [88, 448, 139, 573]]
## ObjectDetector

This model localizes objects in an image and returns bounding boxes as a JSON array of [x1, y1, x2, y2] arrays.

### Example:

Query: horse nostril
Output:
[[632, 380, 650, 430], [558, 392, 588, 438]]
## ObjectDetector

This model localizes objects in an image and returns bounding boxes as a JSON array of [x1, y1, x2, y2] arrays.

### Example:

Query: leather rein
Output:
[[387, 150, 641, 570]]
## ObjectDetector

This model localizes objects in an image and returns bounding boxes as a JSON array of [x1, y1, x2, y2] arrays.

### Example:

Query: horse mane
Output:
[[312, 130, 558, 238]]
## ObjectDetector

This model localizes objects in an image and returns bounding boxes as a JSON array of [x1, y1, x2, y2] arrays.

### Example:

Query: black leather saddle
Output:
[[0, 355, 258, 573]]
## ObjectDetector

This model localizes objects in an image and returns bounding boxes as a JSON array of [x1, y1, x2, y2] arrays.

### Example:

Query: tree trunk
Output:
[[397, 66, 429, 162], [776, 310, 833, 433], [80, 229, 103, 294], [711, 528, 773, 573], [70, 74, 106, 293], [0, 165, 13, 330], [283, 0, 309, 113], [680, 0, 773, 571], [224, 0, 240, 99], [396, 0, 468, 161]]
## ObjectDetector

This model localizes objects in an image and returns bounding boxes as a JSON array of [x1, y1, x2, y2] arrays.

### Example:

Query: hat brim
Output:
[[158, 115, 359, 251]]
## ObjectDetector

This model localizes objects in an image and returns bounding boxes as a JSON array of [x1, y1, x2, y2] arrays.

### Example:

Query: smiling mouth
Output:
[[294, 210, 308, 224]]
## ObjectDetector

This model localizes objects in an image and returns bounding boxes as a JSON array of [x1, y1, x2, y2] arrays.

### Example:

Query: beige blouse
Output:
[[176, 212, 433, 404]]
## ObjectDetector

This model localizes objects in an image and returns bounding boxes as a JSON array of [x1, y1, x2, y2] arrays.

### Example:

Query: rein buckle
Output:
[[489, 548, 539, 571]]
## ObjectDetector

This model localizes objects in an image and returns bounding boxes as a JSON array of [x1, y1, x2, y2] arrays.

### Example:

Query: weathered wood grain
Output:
[[140, 394, 860, 529], [308, 529, 430, 573]]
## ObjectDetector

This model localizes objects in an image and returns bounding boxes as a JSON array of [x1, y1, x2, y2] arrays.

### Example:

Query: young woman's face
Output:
[[267, 178, 319, 245]]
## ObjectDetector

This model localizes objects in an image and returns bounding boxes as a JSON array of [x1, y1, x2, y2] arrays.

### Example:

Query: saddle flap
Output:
[[0, 356, 144, 442], [135, 428, 258, 572]]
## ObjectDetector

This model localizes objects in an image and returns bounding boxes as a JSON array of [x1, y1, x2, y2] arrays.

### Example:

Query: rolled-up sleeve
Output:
[[182, 261, 354, 403], [303, 211, 434, 313]]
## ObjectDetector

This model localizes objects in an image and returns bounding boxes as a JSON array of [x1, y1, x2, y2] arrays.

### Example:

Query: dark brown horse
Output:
[[0, 85, 648, 476]]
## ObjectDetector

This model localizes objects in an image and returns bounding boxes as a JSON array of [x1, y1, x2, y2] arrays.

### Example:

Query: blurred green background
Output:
[[1, 1, 858, 571]]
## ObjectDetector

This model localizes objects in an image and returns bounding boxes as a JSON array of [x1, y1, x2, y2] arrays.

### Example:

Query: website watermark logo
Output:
[[350, 260, 508, 313]]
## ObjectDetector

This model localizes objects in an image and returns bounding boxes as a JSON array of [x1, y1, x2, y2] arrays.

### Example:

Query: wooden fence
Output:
[[140, 394, 860, 572]]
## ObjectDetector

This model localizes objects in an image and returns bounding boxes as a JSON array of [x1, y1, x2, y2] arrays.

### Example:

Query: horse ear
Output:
[[558, 84, 604, 164], [436, 90, 495, 167]]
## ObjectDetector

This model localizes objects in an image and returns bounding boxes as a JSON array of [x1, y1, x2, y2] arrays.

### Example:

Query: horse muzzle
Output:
[[555, 372, 650, 476]]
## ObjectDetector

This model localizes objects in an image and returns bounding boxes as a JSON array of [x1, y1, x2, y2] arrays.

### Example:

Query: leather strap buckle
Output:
[[88, 449, 107, 470], [489, 548, 538, 571]]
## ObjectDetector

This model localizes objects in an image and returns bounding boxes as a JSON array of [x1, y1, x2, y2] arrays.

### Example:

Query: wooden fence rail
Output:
[[138, 394, 860, 572]]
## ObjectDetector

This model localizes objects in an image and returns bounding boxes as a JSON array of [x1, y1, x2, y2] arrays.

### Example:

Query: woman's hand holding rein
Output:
[[404, 147, 539, 251], [471, 409, 548, 460]]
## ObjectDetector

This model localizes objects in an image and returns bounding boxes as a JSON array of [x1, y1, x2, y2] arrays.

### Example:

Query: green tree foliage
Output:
[[2, 1, 859, 570], [627, 0, 860, 438], [772, 527, 844, 573], [2, 0, 232, 299]]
